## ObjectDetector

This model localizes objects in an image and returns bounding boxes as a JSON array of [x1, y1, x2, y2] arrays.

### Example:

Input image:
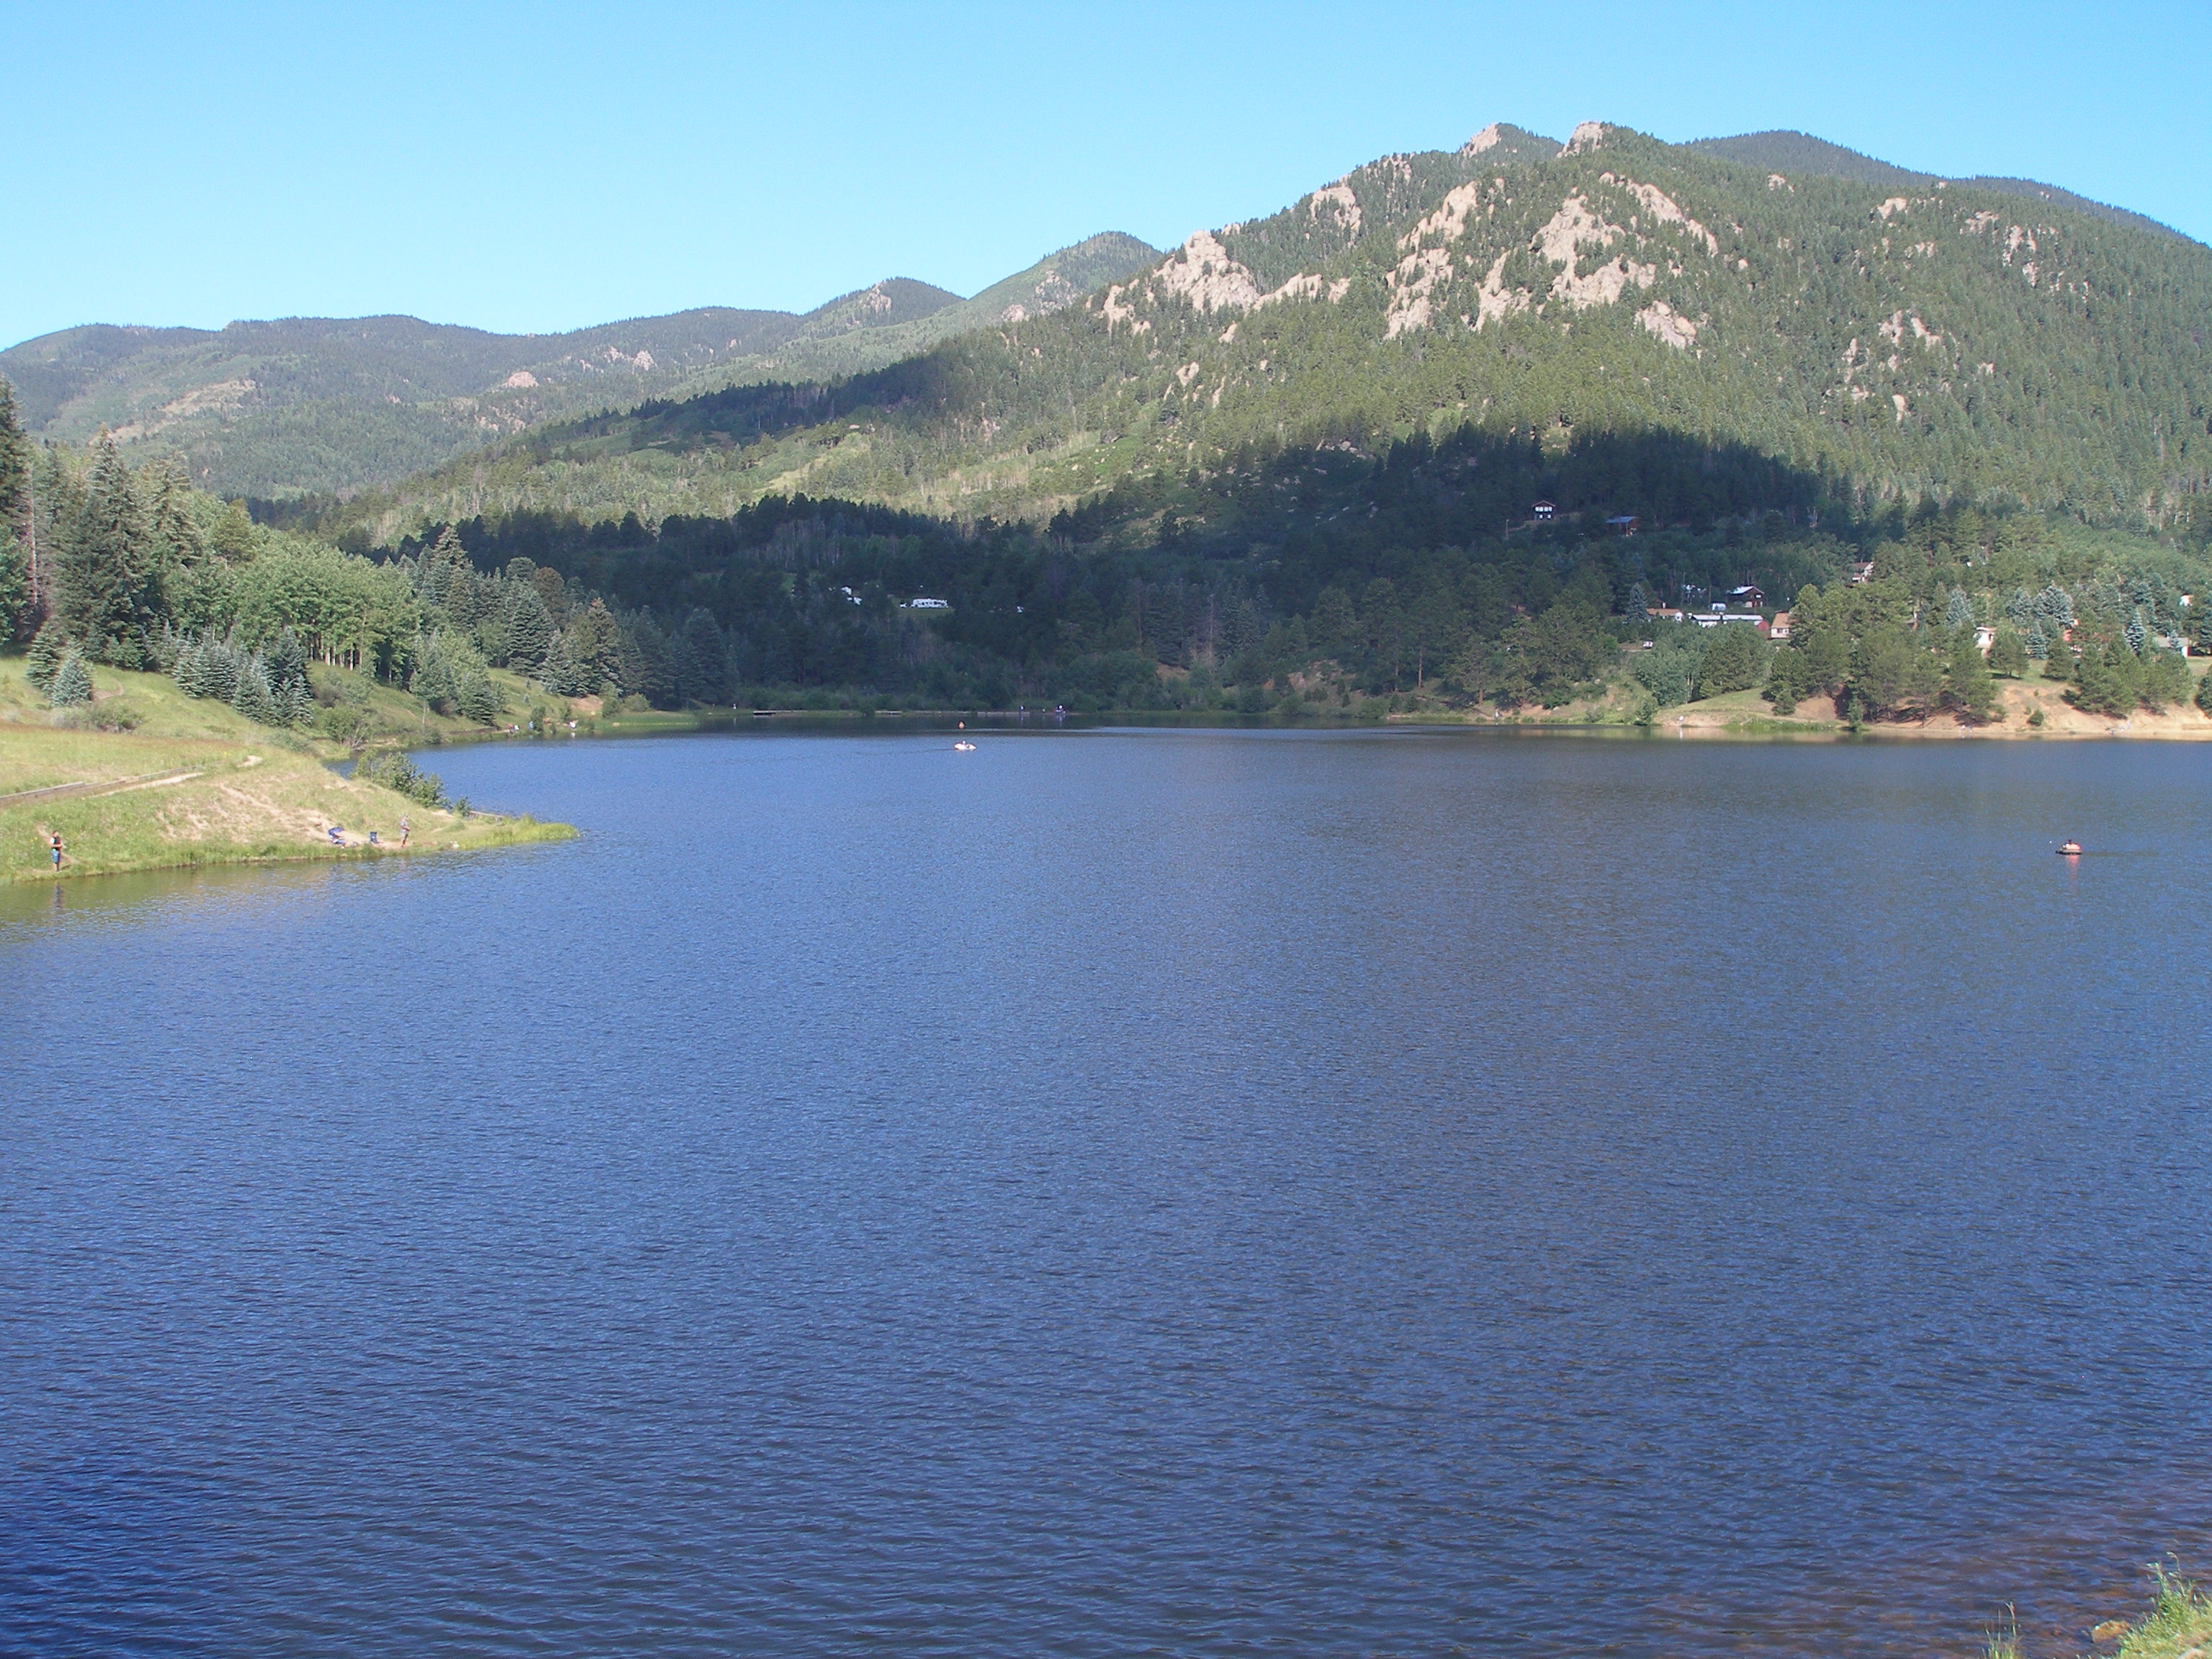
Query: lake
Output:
[[4, 727, 2208, 1658]]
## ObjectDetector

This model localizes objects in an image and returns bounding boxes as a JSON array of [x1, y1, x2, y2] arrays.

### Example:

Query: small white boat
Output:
[[953, 739, 977, 752]]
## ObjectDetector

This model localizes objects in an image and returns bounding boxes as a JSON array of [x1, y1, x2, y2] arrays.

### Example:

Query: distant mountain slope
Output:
[[678, 233, 1164, 392], [1689, 130, 2190, 242], [326, 120, 2212, 549], [1689, 131, 1931, 191], [0, 235, 1159, 501]]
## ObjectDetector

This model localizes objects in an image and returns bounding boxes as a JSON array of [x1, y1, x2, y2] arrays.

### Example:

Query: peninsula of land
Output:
[[0, 660, 570, 882]]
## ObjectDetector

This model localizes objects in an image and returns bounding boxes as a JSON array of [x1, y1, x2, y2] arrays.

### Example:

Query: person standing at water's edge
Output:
[[50, 832, 63, 871]]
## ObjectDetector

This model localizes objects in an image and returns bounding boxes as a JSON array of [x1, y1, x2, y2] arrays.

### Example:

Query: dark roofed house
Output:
[[1605, 514, 1640, 536], [1726, 585, 1766, 608], [1532, 500, 1557, 522]]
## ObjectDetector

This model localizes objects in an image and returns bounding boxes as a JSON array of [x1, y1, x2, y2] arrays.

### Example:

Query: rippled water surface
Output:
[[5, 728, 2210, 1658]]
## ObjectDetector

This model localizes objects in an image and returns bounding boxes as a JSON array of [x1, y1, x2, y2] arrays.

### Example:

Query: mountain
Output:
[[325, 120, 2212, 550], [0, 233, 1159, 503], [1687, 130, 2190, 242], [669, 233, 1164, 391]]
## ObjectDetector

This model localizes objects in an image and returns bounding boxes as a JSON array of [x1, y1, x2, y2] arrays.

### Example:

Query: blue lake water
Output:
[[4, 727, 2209, 1658]]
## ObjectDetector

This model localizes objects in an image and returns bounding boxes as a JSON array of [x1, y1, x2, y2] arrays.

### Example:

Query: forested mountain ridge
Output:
[[0, 233, 1159, 503], [325, 120, 2212, 550], [1686, 131, 2190, 242]]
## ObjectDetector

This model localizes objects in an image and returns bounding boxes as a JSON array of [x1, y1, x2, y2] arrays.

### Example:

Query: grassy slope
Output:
[[0, 662, 572, 881]]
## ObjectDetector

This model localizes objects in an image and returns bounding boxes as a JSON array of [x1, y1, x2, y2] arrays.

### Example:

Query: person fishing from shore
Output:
[[50, 832, 64, 871], [399, 815, 410, 847]]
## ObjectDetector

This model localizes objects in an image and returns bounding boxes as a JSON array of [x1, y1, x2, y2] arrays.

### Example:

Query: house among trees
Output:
[[1768, 611, 1792, 641], [1725, 584, 1766, 608], [1605, 514, 1640, 536], [1531, 500, 1557, 522]]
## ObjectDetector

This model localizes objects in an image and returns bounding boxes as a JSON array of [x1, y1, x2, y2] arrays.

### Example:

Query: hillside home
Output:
[[1532, 500, 1557, 521], [902, 598, 951, 610], [1606, 514, 1641, 536], [1768, 612, 1791, 641], [1726, 585, 1766, 608]]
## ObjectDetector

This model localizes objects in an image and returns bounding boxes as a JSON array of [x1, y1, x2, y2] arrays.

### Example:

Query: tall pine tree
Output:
[[0, 377, 30, 637], [54, 435, 154, 665]]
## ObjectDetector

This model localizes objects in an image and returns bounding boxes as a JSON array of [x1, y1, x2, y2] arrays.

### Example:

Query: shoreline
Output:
[[3, 665, 576, 884]]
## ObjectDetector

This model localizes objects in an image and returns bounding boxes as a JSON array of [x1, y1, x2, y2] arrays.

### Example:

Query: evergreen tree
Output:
[[1763, 644, 1811, 714], [54, 436, 153, 666], [1694, 623, 1766, 696], [538, 629, 583, 695], [1944, 634, 2001, 722], [145, 462, 205, 575], [230, 653, 280, 723], [2068, 642, 2135, 716], [2125, 611, 2149, 657], [1943, 588, 1973, 629], [0, 377, 27, 539], [0, 377, 29, 629], [49, 652, 93, 707], [682, 608, 729, 703], [2141, 651, 2193, 711], [1987, 629, 2029, 678], [504, 587, 553, 667], [267, 626, 314, 723], [25, 618, 68, 690], [0, 534, 27, 643], [2197, 666, 2212, 717]]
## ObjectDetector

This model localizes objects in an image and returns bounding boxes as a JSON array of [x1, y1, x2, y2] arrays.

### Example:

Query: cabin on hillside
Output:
[[1768, 611, 1792, 641], [902, 597, 951, 610], [1848, 561, 1876, 585], [1531, 499, 1557, 522], [1605, 514, 1640, 536], [1726, 584, 1766, 608]]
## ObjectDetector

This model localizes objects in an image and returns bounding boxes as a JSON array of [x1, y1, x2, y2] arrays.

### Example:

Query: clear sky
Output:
[[4, 0, 2206, 348]]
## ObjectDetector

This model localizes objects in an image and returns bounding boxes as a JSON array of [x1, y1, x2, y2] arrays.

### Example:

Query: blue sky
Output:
[[4, 0, 2206, 347]]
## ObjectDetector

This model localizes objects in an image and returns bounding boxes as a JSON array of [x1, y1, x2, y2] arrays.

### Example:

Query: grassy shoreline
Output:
[[1, 663, 573, 884]]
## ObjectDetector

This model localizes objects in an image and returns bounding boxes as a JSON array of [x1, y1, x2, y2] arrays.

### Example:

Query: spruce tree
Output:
[[54, 436, 153, 665], [25, 618, 68, 690], [49, 652, 93, 707], [505, 588, 553, 667], [267, 626, 313, 722], [0, 377, 27, 539], [538, 629, 580, 694], [682, 608, 729, 704]]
